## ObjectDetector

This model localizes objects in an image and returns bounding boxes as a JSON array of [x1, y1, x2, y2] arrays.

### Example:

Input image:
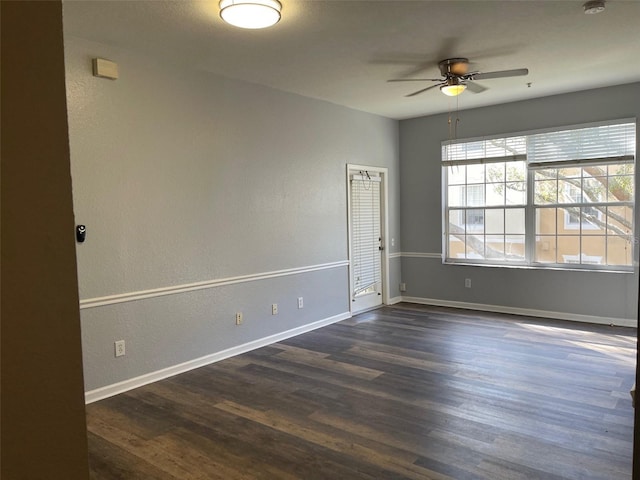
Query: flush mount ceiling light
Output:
[[440, 78, 467, 97], [219, 0, 282, 29], [583, 0, 605, 14]]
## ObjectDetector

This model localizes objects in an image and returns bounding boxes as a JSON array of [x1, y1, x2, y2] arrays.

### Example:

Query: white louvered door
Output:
[[349, 170, 383, 313]]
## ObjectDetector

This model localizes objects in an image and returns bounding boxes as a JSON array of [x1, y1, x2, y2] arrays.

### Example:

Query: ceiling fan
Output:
[[388, 58, 529, 97]]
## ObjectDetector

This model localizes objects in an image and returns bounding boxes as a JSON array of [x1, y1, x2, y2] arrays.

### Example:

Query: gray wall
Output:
[[399, 83, 640, 324], [63, 37, 400, 393], [2, 2, 89, 477]]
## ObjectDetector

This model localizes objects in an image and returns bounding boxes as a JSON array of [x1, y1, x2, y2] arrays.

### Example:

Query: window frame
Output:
[[442, 120, 636, 272]]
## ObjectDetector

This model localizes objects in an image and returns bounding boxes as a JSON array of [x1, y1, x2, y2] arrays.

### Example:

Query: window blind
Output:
[[442, 136, 526, 165], [350, 173, 381, 297], [528, 122, 636, 165]]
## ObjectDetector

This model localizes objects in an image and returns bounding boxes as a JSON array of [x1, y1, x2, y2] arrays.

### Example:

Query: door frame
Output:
[[346, 163, 390, 314]]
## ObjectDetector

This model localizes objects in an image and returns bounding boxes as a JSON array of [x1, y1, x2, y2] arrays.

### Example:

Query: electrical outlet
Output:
[[272, 303, 278, 315], [465, 278, 472, 288], [298, 297, 304, 309], [114, 340, 125, 357], [399, 282, 407, 292], [235, 312, 243, 325]]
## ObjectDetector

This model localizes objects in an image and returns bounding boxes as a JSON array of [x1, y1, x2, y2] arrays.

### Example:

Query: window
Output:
[[443, 120, 636, 270], [563, 184, 601, 230], [445, 136, 527, 262]]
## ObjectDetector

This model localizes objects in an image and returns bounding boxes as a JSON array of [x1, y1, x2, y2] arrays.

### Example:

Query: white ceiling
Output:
[[63, 0, 640, 120]]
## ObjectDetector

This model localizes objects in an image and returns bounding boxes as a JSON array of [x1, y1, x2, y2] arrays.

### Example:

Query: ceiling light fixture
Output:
[[440, 79, 467, 97], [583, 0, 605, 14], [219, 0, 282, 29]]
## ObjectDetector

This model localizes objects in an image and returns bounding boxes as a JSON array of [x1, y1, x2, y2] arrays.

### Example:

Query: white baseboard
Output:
[[85, 311, 351, 404], [401, 296, 636, 328], [388, 296, 403, 305], [85, 297, 635, 404]]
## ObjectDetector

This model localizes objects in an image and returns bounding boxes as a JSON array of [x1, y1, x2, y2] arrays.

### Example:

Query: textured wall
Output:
[[63, 37, 400, 392], [399, 83, 640, 323]]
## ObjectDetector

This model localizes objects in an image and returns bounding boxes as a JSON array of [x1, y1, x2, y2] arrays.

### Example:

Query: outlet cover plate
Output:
[[115, 340, 126, 357]]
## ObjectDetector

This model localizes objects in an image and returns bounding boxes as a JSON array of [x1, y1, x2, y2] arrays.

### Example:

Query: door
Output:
[[348, 167, 385, 313]]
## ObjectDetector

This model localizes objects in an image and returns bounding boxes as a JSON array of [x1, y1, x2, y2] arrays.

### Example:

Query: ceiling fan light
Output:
[[440, 84, 467, 97], [220, 0, 282, 29]]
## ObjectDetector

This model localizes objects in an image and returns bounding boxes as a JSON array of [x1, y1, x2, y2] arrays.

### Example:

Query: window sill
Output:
[[443, 260, 635, 274]]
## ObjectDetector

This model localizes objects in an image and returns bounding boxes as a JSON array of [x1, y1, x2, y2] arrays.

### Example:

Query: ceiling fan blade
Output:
[[399, 62, 439, 78], [472, 68, 529, 80], [465, 81, 488, 94], [406, 84, 442, 97], [399, 37, 461, 77], [388, 78, 443, 83]]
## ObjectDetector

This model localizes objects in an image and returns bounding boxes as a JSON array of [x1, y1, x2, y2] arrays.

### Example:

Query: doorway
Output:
[[347, 164, 389, 314]]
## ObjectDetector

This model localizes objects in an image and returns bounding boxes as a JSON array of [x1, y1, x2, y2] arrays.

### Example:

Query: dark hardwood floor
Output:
[[86, 304, 636, 479]]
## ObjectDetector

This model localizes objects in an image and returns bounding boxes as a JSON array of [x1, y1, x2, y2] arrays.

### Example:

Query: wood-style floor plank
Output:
[[86, 304, 636, 479]]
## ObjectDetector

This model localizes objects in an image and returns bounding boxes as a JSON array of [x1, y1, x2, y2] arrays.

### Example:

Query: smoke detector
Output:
[[583, 0, 605, 14]]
